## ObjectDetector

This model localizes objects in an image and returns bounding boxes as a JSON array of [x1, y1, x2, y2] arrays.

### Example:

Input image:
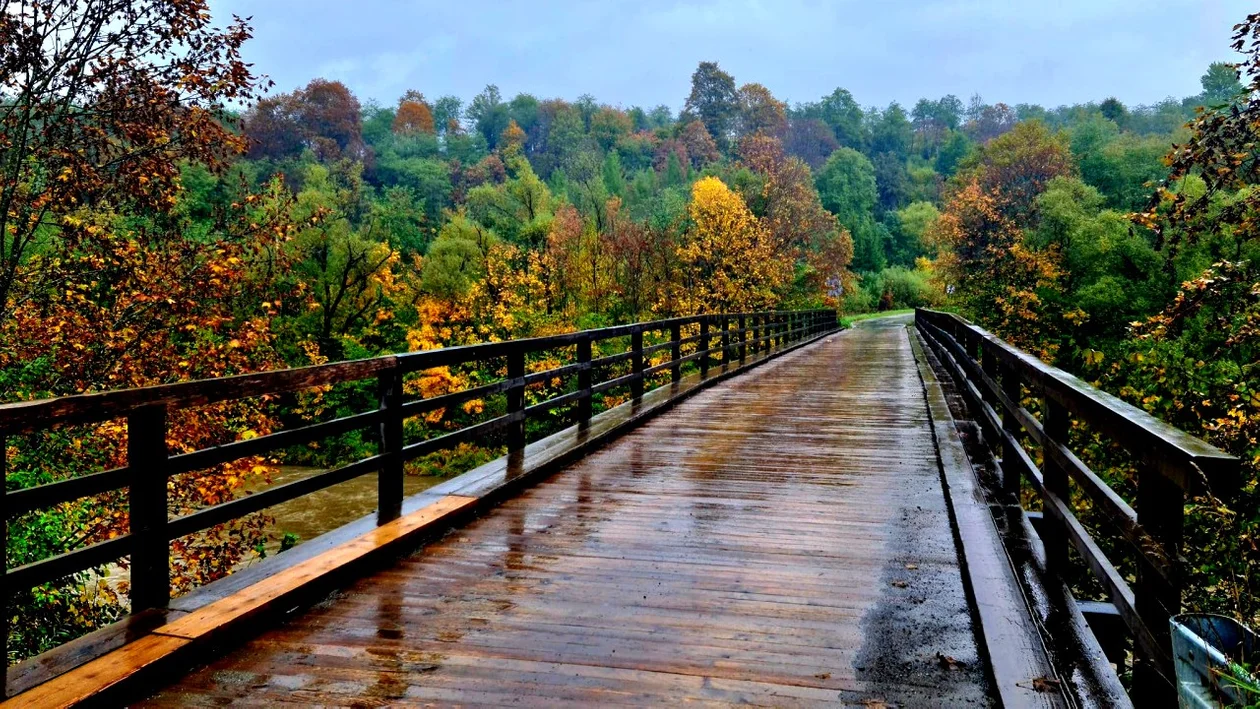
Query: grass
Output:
[[839, 309, 915, 328]]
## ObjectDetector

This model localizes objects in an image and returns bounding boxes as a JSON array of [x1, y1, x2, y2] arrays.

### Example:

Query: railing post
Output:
[[699, 317, 710, 378], [1133, 467, 1185, 703], [669, 323, 681, 383], [738, 314, 747, 363], [507, 349, 526, 451], [377, 366, 404, 524], [720, 315, 731, 366], [1042, 398, 1070, 578], [1000, 367, 1023, 496], [128, 404, 170, 611], [981, 343, 999, 408], [578, 334, 593, 421], [631, 327, 644, 400]]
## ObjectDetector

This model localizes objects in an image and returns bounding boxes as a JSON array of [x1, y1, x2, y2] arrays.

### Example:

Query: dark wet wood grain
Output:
[[140, 319, 994, 707]]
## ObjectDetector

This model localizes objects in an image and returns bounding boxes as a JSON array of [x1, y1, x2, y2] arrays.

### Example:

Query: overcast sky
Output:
[[209, 0, 1252, 112]]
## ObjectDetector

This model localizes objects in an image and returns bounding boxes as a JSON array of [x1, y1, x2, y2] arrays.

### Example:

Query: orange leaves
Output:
[[393, 97, 436, 135]]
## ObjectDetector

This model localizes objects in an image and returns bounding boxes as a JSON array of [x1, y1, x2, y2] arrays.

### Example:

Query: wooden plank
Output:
[[0, 634, 190, 709], [4, 608, 185, 698]]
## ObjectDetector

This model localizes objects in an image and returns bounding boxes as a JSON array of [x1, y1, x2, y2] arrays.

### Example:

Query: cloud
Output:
[[209, 0, 1250, 111]]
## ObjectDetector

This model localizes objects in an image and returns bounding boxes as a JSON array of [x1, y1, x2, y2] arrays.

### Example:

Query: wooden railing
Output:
[[915, 309, 1239, 705], [0, 309, 837, 677]]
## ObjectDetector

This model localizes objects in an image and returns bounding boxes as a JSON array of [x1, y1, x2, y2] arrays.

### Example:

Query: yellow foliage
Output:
[[668, 177, 791, 314]]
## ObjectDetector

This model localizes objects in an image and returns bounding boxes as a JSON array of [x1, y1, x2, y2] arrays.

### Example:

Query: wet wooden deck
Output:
[[141, 319, 998, 707]]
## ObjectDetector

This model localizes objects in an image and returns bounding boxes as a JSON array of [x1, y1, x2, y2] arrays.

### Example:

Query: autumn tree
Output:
[[679, 120, 721, 169], [0, 0, 263, 325], [930, 120, 1075, 357], [0, 0, 320, 658], [393, 91, 436, 134], [244, 79, 366, 161], [736, 83, 788, 138], [668, 177, 791, 313]]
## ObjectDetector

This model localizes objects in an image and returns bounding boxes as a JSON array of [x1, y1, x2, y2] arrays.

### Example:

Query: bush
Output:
[[843, 266, 942, 314]]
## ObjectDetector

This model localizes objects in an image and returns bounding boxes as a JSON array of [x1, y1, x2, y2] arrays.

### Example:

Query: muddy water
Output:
[[249, 467, 443, 552]]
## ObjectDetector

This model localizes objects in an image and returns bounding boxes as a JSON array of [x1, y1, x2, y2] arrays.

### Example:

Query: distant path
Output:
[[141, 320, 993, 706]]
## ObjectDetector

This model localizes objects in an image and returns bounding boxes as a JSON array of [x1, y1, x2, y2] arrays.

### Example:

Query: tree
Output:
[[243, 95, 305, 160], [1200, 61, 1243, 106], [1099, 97, 1128, 127], [433, 95, 464, 135], [0, 0, 265, 324], [507, 93, 541, 141], [929, 180, 1065, 357], [736, 83, 788, 138], [935, 130, 974, 177], [887, 201, 939, 266], [393, 91, 436, 134], [958, 120, 1075, 222], [798, 88, 868, 151], [872, 152, 910, 212], [815, 148, 884, 271], [421, 214, 496, 300], [683, 62, 739, 150], [0, 0, 308, 651], [603, 151, 627, 197], [964, 102, 1018, 143], [591, 107, 633, 151], [737, 135, 853, 296], [244, 79, 366, 161], [679, 121, 721, 168], [286, 164, 401, 358], [467, 85, 510, 149], [295, 79, 366, 158], [668, 177, 790, 312], [784, 118, 839, 169], [868, 102, 913, 159]]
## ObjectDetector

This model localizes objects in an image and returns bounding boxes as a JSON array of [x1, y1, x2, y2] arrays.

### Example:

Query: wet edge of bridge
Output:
[[133, 317, 1045, 707]]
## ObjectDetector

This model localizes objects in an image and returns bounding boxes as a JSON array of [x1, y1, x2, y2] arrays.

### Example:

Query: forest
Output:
[[2, 0, 1259, 671]]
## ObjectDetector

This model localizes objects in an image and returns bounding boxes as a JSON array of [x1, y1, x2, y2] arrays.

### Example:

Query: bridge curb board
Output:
[[2, 325, 840, 708]]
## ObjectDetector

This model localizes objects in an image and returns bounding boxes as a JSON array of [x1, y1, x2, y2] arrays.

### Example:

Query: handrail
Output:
[[0, 309, 838, 679], [914, 308, 1239, 706]]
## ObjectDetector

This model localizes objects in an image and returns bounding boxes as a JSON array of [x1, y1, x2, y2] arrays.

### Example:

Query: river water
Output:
[[248, 466, 443, 553]]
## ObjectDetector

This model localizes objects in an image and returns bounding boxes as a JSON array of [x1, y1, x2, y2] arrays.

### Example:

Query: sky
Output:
[[209, 0, 1252, 113]]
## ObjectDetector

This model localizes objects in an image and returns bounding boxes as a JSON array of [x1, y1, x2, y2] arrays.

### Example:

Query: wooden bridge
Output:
[[0, 311, 1238, 707]]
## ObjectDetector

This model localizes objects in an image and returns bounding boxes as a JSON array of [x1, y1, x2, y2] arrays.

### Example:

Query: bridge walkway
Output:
[[141, 319, 1009, 707]]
